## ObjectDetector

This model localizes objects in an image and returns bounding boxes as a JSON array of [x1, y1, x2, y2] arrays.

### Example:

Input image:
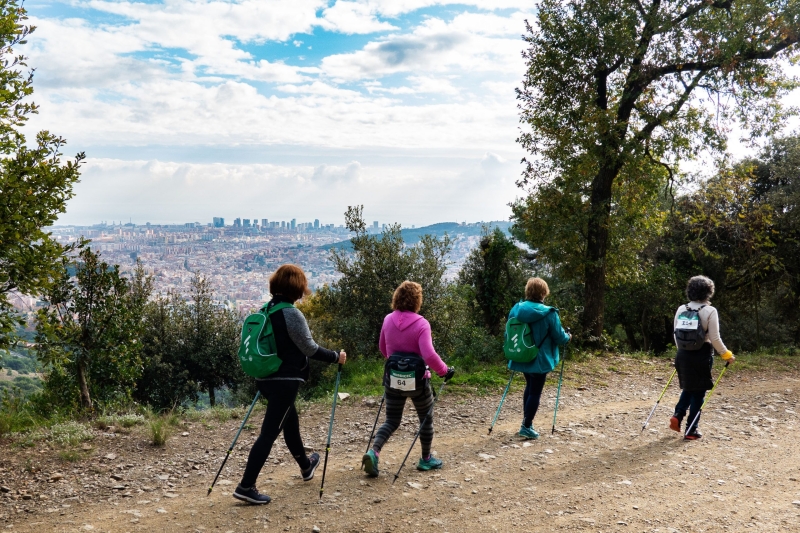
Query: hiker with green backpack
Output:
[[234, 264, 346, 505], [505, 277, 570, 440]]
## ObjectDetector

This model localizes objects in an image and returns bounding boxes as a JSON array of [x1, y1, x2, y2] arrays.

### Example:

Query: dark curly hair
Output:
[[391, 281, 423, 312], [686, 275, 715, 302]]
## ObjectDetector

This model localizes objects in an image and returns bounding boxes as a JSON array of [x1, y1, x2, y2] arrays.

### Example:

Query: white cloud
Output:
[[320, 1, 399, 34], [25, 1, 540, 224], [363, 0, 536, 18], [61, 156, 520, 225], [320, 14, 530, 81]]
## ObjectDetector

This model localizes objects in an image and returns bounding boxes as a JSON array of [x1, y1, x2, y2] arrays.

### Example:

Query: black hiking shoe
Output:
[[684, 428, 703, 441], [302, 452, 320, 481], [233, 485, 271, 505]]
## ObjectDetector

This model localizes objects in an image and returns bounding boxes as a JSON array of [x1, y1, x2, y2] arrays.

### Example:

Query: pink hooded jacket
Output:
[[379, 310, 448, 379]]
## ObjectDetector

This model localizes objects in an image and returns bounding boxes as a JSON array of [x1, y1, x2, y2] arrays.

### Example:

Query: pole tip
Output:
[[207, 488, 212, 496], [487, 428, 492, 435]]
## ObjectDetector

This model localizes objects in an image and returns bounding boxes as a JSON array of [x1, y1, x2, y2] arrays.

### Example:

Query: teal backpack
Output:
[[238, 302, 293, 378], [503, 315, 550, 363]]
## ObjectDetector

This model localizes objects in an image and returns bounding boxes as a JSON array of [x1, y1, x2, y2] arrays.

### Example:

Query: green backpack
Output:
[[238, 302, 293, 378], [503, 316, 550, 363]]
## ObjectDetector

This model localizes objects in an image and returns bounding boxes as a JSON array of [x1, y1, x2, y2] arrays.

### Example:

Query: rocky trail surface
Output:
[[3, 357, 800, 532]]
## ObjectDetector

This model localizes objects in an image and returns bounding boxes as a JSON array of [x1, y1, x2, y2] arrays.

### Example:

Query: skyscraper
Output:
[[291, 218, 296, 230], [262, 218, 268, 227], [213, 217, 225, 227], [233, 218, 241, 228], [314, 219, 320, 229]]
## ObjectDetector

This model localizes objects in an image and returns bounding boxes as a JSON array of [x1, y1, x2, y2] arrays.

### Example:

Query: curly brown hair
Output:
[[391, 281, 423, 312], [269, 264, 311, 302], [686, 275, 715, 302]]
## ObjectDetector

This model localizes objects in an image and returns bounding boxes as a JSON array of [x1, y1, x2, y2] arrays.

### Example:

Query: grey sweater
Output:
[[257, 300, 339, 382]]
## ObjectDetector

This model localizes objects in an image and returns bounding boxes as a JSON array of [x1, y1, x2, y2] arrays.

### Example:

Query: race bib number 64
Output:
[[389, 369, 416, 391]]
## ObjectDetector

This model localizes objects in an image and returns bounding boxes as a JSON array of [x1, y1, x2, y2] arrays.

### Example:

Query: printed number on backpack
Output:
[[389, 369, 416, 391]]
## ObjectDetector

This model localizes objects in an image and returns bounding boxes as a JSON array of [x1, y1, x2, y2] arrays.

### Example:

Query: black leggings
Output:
[[372, 382, 435, 458], [523, 372, 548, 427], [240, 380, 310, 488]]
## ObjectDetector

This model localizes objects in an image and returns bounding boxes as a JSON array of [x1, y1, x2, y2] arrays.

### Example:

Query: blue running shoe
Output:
[[519, 424, 540, 440], [416, 455, 443, 471], [362, 449, 379, 477]]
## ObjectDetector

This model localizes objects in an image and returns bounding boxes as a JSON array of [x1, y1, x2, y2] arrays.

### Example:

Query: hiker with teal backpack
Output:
[[234, 264, 346, 505], [505, 277, 570, 440]]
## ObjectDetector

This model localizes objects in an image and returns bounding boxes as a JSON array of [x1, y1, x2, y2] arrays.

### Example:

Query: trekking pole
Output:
[[207, 390, 261, 496], [641, 368, 677, 433], [363, 393, 386, 457], [488, 371, 516, 435], [319, 362, 343, 499], [551, 353, 566, 435], [392, 376, 451, 484], [685, 361, 729, 438]]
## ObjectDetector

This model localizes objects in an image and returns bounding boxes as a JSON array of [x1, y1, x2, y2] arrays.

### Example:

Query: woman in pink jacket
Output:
[[361, 281, 454, 477]]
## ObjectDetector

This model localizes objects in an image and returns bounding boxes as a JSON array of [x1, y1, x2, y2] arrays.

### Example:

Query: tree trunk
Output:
[[624, 324, 639, 351], [77, 359, 92, 411], [582, 164, 617, 340], [208, 387, 216, 407]]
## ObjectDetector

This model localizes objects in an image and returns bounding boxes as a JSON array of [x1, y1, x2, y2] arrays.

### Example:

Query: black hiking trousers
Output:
[[240, 380, 310, 488]]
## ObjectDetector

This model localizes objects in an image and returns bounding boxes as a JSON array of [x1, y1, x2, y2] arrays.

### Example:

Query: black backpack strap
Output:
[[536, 328, 550, 348], [534, 307, 557, 348]]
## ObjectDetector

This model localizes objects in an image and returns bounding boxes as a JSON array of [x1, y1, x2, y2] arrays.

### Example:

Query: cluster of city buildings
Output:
[[34, 218, 490, 318]]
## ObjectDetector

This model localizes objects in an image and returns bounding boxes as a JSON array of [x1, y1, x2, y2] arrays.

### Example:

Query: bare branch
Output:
[[635, 71, 706, 142]]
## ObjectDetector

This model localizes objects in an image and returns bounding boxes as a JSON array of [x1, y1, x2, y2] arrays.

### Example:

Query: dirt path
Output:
[[3, 358, 800, 532]]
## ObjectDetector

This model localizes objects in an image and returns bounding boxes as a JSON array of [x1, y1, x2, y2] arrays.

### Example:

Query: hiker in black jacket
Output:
[[234, 264, 346, 505]]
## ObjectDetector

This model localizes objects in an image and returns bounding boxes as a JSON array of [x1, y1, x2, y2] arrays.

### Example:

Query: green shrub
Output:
[[208, 405, 232, 423], [96, 413, 145, 430], [148, 416, 171, 446], [0, 388, 37, 436], [47, 421, 94, 447]]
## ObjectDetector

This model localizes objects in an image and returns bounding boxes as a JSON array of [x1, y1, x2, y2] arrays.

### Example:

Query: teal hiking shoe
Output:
[[416, 455, 443, 471], [519, 424, 540, 440], [361, 449, 379, 477]]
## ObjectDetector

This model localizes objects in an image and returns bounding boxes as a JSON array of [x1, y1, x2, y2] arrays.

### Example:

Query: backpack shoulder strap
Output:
[[263, 302, 294, 315], [534, 307, 557, 347]]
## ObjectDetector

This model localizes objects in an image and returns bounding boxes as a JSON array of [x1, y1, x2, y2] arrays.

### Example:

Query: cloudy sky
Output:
[[25, 0, 537, 227]]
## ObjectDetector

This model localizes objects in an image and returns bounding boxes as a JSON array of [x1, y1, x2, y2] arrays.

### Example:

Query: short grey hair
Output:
[[686, 275, 715, 302]]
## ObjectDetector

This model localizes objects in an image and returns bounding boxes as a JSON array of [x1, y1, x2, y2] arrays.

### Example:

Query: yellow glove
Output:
[[721, 350, 734, 361]]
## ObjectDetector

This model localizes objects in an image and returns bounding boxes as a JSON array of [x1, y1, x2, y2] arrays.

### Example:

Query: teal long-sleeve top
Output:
[[507, 300, 570, 374]]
